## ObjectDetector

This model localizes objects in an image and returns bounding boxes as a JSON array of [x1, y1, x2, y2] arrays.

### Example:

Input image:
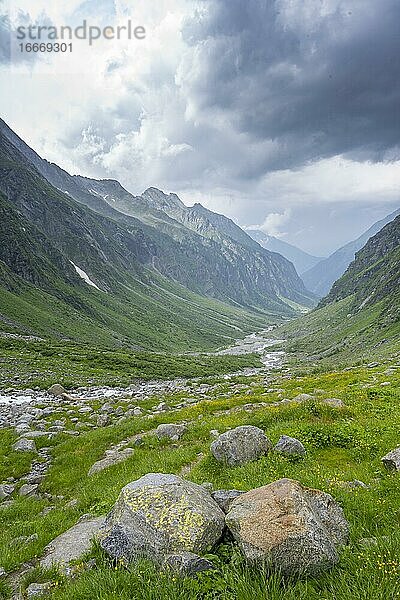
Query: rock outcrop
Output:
[[41, 516, 104, 569]]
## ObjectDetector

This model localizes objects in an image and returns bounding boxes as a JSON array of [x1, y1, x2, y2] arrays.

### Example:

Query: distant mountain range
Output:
[[302, 208, 400, 297], [0, 119, 315, 350], [247, 230, 323, 274]]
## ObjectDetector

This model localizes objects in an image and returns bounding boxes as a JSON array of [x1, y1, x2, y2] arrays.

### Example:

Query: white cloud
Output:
[[251, 209, 292, 238]]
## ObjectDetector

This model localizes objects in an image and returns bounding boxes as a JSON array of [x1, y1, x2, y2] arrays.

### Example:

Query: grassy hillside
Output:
[[0, 265, 274, 352], [277, 296, 400, 369], [275, 214, 400, 369], [322, 215, 400, 311], [302, 208, 400, 297], [0, 337, 262, 390]]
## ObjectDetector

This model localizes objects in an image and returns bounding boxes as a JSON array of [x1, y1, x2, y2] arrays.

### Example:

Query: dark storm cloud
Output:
[[182, 0, 400, 172]]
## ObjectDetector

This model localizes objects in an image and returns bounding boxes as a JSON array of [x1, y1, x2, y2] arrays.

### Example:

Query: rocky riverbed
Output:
[[0, 329, 286, 407]]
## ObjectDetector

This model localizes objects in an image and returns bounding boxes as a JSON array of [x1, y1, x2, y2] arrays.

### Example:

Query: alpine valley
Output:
[[0, 120, 399, 600]]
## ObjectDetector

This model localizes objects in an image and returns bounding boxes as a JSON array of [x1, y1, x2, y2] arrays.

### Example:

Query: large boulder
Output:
[[225, 478, 349, 576], [210, 426, 272, 467], [100, 473, 225, 563], [381, 447, 400, 471]]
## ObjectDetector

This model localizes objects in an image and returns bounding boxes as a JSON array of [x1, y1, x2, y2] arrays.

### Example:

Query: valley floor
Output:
[[0, 333, 399, 599]]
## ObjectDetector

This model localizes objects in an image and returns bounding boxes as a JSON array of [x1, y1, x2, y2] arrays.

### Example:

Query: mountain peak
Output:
[[142, 187, 185, 210]]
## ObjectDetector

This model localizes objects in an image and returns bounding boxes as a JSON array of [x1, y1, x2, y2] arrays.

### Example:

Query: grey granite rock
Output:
[[210, 426, 271, 467]]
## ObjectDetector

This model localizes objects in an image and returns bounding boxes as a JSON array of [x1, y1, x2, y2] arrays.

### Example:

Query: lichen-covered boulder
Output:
[[273, 435, 306, 457], [210, 426, 271, 467], [381, 447, 400, 471], [100, 473, 225, 563], [225, 478, 349, 575]]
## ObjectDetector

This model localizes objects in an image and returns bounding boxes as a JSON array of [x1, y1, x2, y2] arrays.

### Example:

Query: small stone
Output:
[[340, 480, 369, 490], [359, 535, 392, 547], [273, 435, 306, 457], [0, 484, 15, 500], [12, 438, 37, 453], [292, 393, 314, 403], [26, 582, 52, 598], [19, 483, 39, 497], [163, 552, 215, 576], [155, 423, 187, 440], [322, 398, 344, 408], [48, 384, 66, 397], [97, 414, 110, 427], [381, 447, 400, 471]]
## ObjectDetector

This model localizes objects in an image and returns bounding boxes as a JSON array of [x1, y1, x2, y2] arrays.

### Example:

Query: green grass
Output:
[[0, 268, 274, 353], [0, 363, 399, 599], [0, 337, 262, 390]]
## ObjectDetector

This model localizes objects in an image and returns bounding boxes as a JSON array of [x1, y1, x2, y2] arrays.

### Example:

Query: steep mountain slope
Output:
[[0, 119, 314, 312], [321, 214, 400, 312], [247, 230, 323, 274], [279, 215, 400, 365], [77, 182, 315, 309], [0, 129, 271, 350], [302, 208, 400, 296]]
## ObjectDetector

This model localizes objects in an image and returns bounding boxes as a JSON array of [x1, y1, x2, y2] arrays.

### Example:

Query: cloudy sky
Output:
[[1, 0, 399, 255]]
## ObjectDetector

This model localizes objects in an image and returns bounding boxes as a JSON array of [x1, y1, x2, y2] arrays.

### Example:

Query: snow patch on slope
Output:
[[70, 261, 101, 291]]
